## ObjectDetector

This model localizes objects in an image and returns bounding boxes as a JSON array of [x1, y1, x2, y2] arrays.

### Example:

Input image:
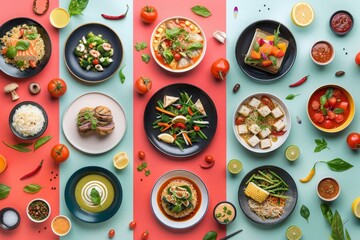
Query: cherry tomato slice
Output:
[[141, 231, 149, 240], [260, 96, 275, 109], [108, 229, 115, 238]]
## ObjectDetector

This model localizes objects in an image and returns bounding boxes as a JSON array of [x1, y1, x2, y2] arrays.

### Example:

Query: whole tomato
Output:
[[51, 144, 70, 163], [355, 52, 360, 66], [129, 220, 136, 230], [211, 58, 230, 80], [141, 231, 149, 240], [135, 76, 152, 94], [140, 6, 158, 24], [47, 78, 67, 97], [347, 132, 360, 150]]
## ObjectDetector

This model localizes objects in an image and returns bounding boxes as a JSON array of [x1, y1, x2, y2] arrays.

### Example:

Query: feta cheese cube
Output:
[[249, 124, 261, 135], [248, 135, 260, 147], [258, 106, 271, 117], [238, 105, 251, 117], [259, 128, 271, 139], [248, 97, 261, 108], [260, 138, 272, 149], [273, 119, 286, 132], [237, 124, 248, 135], [271, 107, 284, 118]]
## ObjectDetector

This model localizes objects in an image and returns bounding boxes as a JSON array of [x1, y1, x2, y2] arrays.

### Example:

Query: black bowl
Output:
[[213, 201, 237, 225], [0, 207, 21, 230], [330, 10, 354, 36], [9, 101, 48, 140]]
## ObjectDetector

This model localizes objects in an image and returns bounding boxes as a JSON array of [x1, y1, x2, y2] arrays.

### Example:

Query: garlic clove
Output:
[[213, 31, 226, 43]]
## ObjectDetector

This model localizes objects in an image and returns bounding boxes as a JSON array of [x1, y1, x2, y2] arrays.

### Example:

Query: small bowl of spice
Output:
[[310, 40, 335, 66], [51, 215, 71, 236], [317, 177, 341, 201], [213, 201, 237, 225], [330, 10, 354, 36], [27, 198, 51, 223], [0, 207, 21, 230]]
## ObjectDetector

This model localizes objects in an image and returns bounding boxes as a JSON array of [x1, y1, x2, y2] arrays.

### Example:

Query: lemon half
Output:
[[113, 152, 129, 170], [291, 2, 314, 27], [352, 197, 360, 218]]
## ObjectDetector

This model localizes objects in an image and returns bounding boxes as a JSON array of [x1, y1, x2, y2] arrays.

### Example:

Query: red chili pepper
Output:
[[289, 75, 310, 87], [101, 4, 129, 20], [271, 130, 287, 136], [200, 161, 215, 169], [173, 123, 186, 129], [20, 159, 44, 180]]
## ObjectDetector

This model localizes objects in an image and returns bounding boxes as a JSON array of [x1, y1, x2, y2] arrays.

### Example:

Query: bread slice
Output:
[[163, 95, 179, 108]]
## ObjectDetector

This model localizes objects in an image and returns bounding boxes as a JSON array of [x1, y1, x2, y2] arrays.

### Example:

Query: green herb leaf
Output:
[[145, 170, 151, 176], [34, 136, 52, 151], [141, 54, 151, 63], [325, 88, 334, 100], [331, 211, 344, 240], [273, 24, 281, 46], [137, 165, 144, 171], [90, 188, 101, 206], [165, 27, 183, 40], [320, 203, 333, 226], [203, 231, 217, 240], [333, 108, 344, 114], [26, 33, 38, 40], [6, 46, 17, 58], [320, 95, 327, 106], [0, 184, 11, 199], [15, 40, 30, 50], [314, 138, 329, 153], [268, 55, 278, 66], [134, 41, 147, 51], [119, 65, 126, 84], [345, 229, 351, 240], [286, 94, 300, 100], [24, 184, 43, 194], [324, 158, 353, 172], [162, 49, 174, 64], [191, 5, 212, 18], [300, 204, 310, 223], [2, 141, 32, 152], [68, 0, 89, 17], [16, 61, 24, 67], [186, 42, 203, 51]]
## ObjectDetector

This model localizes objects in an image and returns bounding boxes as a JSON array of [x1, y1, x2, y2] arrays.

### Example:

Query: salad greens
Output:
[[68, 0, 89, 17]]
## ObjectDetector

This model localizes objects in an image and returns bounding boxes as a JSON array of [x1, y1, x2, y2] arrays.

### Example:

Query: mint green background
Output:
[[227, 0, 360, 239], [59, 1, 133, 239]]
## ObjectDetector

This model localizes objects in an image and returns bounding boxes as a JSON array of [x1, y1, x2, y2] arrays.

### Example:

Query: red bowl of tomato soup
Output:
[[307, 84, 355, 133]]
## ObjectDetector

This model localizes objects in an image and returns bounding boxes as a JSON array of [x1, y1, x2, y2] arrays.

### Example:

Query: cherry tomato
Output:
[[205, 155, 215, 164], [313, 113, 324, 123], [20, 28, 25, 36], [327, 111, 335, 120], [335, 114, 344, 123], [129, 220, 136, 230], [138, 151, 145, 160], [108, 229, 115, 238], [261, 96, 275, 109], [235, 116, 245, 125], [193, 125, 200, 132], [347, 132, 360, 150], [140, 6, 158, 24], [141, 231, 149, 240], [93, 59, 99, 65], [333, 89, 343, 98], [51, 144, 70, 164], [47, 78, 67, 98], [355, 51, 360, 66], [327, 97, 337, 107], [135, 76, 152, 94], [211, 58, 230, 80], [339, 102, 349, 110], [324, 120, 333, 129], [311, 100, 320, 110], [174, 53, 181, 61]]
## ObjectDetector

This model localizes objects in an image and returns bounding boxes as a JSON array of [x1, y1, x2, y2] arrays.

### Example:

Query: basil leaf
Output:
[[300, 204, 310, 223], [203, 231, 217, 240], [191, 5, 212, 18], [145, 169, 151, 176], [333, 108, 344, 114], [331, 211, 344, 240], [24, 184, 43, 193], [165, 27, 182, 40], [34, 135, 52, 151], [187, 42, 203, 52], [16, 61, 24, 67], [90, 188, 101, 206], [0, 184, 11, 199], [141, 54, 151, 63], [15, 40, 30, 50], [2, 141, 32, 152], [314, 138, 329, 153], [119, 65, 126, 84], [320, 95, 327, 106], [286, 94, 300, 100], [134, 41, 147, 51], [345, 229, 351, 240], [325, 158, 353, 172], [6, 46, 17, 58], [26, 33, 38, 40], [320, 203, 333, 226], [68, 0, 89, 17], [163, 49, 174, 64], [325, 88, 334, 99]]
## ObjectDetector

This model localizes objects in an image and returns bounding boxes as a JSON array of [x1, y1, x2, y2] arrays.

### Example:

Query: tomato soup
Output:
[[311, 41, 333, 64], [317, 178, 340, 200], [308, 86, 351, 130]]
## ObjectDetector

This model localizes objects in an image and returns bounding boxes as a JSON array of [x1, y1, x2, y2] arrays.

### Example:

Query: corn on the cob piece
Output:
[[244, 182, 269, 203]]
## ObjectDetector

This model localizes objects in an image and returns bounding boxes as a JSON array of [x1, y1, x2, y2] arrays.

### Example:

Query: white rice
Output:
[[12, 104, 45, 136]]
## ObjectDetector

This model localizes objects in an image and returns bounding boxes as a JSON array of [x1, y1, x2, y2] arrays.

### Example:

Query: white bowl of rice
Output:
[[9, 101, 48, 140]]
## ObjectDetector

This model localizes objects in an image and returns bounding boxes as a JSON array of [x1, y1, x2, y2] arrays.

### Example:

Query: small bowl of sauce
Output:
[[0, 207, 21, 230], [213, 201, 236, 225], [330, 10, 354, 36], [310, 41, 335, 65], [50, 8, 70, 28], [51, 215, 71, 236], [317, 177, 341, 201], [27, 198, 51, 223]]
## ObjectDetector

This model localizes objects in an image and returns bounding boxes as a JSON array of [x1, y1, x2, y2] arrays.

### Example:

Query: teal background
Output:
[[59, 0, 133, 239], [227, 0, 360, 239]]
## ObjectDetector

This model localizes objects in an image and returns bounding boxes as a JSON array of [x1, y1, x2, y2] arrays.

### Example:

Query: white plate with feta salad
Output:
[[233, 93, 291, 153], [64, 23, 123, 83]]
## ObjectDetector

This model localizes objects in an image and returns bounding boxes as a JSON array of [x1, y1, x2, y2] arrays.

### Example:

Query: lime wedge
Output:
[[286, 225, 302, 240], [227, 159, 242, 174], [285, 145, 300, 161]]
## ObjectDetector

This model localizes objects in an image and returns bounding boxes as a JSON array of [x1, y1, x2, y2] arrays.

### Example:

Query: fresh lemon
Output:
[[113, 151, 129, 170], [352, 197, 360, 218], [286, 225, 302, 240], [171, 115, 187, 124], [157, 133, 175, 143], [285, 145, 300, 161], [291, 2, 314, 27], [227, 159, 243, 174]]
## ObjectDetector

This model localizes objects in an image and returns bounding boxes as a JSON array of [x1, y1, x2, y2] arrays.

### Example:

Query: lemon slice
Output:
[[171, 115, 187, 124], [286, 225, 302, 240], [285, 145, 300, 161], [352, 197, 360, 218], [291, 2, 314, 27], [227, 159, 243, 174], [113, 152, 129, 170], [158, 133, 175, 143]]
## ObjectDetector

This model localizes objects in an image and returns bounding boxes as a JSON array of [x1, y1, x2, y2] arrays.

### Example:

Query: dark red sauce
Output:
[[331, 12, 353, 34]]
